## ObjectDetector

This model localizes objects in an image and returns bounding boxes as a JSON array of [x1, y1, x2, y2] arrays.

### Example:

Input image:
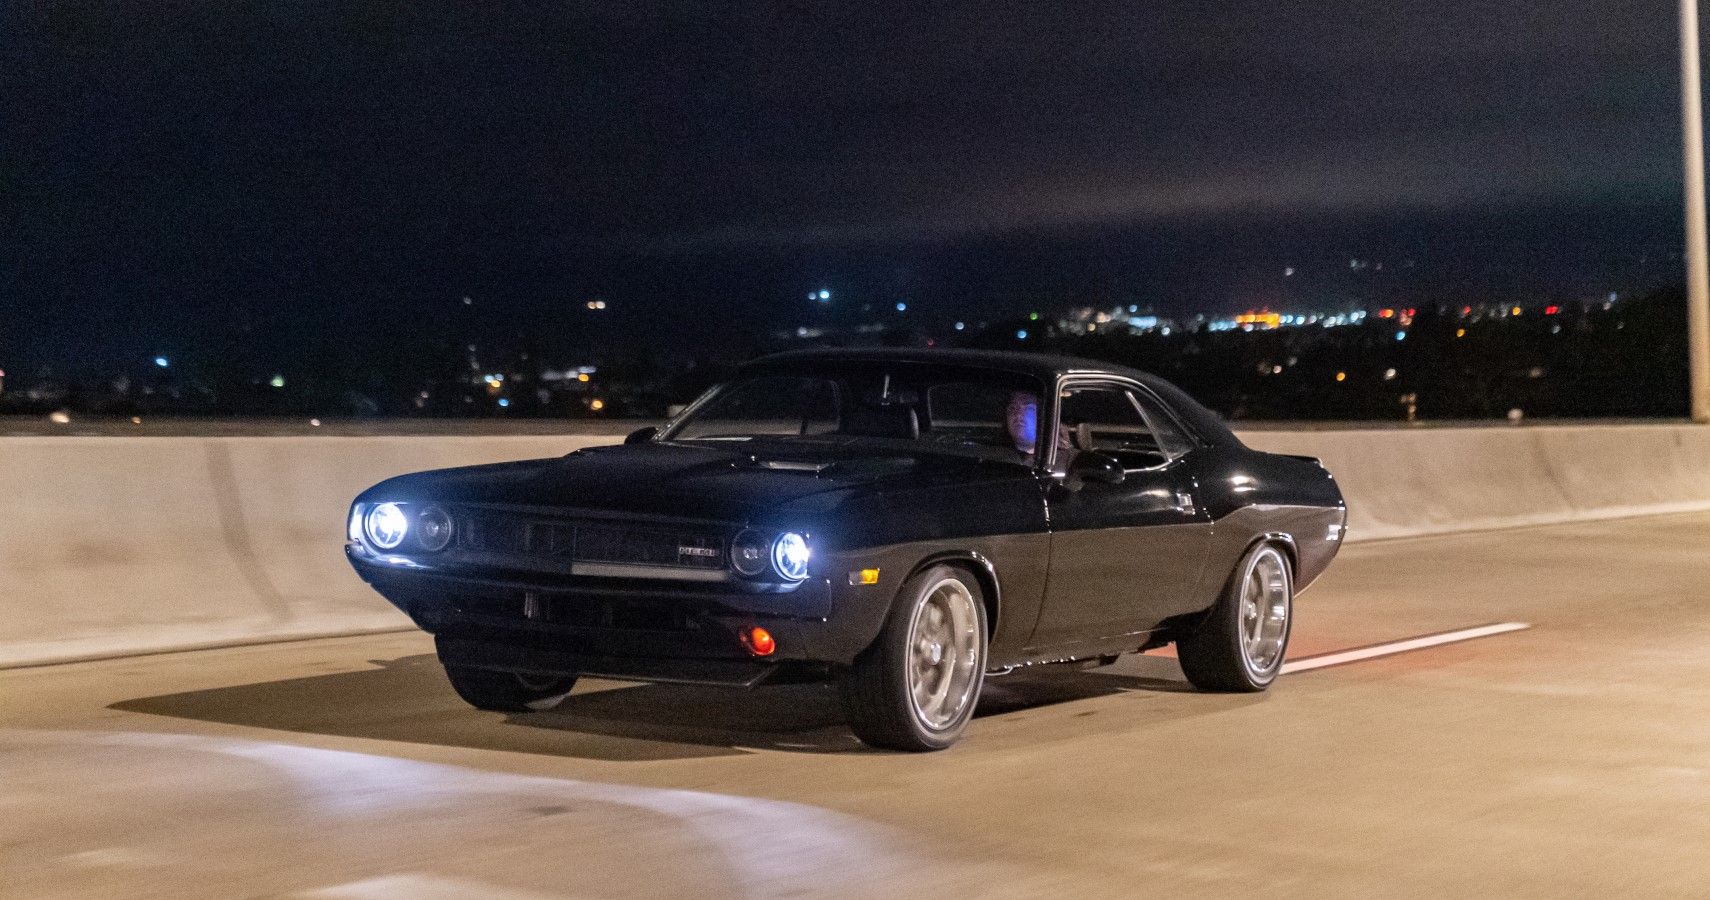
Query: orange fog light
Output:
[[744, 626, 776, 657]]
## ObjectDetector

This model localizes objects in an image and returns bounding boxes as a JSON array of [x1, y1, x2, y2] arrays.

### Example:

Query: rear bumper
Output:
[[349, 549, 891, 683]]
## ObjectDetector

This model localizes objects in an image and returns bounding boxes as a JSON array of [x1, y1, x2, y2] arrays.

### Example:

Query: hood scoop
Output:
[[752, 458, 835, 474]]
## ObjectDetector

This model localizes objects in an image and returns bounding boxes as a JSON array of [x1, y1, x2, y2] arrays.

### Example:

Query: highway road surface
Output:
[[6, 512, 1710, 898]]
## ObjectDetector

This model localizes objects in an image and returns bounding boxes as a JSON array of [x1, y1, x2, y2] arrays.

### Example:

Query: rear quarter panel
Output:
[[1195, 446, 1347, 599]]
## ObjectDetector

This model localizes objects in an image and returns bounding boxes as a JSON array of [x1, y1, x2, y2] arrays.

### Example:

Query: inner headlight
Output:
[[771, 531, 810, 582], [364, 502, 409, 550], [731, 529, 770, 577], [414, 505, 454, 552]]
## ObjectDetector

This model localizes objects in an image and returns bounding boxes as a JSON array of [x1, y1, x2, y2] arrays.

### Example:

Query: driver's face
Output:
[[1006, 391, 1038, 454]]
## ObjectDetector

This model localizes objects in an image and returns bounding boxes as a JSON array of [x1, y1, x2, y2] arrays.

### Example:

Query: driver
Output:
[[1006, 391, 1077, 461], [1005, 390, 1040, 456]]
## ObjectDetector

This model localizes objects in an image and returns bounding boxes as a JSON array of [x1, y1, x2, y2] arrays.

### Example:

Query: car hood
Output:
[[361, 439, 1026, 524]]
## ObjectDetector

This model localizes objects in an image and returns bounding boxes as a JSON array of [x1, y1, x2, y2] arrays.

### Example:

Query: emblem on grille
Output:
[[677, 545, 718, 558]]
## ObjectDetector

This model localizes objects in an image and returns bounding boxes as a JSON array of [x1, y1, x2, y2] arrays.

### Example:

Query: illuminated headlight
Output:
[[414, 505, 454, 552], [364, 502, 409, 550], [730, 529, 770, 577], [771, 532, 811, 582]]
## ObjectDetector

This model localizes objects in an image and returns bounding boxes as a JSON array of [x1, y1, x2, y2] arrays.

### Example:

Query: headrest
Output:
[[842, 404, 919, 440]]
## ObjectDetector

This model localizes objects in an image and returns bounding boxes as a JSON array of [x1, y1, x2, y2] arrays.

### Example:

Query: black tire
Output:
[[840, 565, 988, 752], [441, 663, 578, 713], [1177, 542, 1293, 692]]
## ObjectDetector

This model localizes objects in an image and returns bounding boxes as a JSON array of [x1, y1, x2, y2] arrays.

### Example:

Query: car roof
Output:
[[742, 348, 1241, 447], [748, 347, 1137, 380]]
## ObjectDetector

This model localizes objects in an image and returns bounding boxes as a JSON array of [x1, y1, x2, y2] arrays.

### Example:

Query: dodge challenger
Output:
[[347, 349, 1346, 750]]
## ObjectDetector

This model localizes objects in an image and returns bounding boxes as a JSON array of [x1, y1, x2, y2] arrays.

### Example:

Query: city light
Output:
[[1335, 372, 1347, 382], [1016, 329, 1029, 340], [589, 398, 605, 411], [154, 356, 169, 368], [586, 299, 607, 310], [497, 397, 509, 408], [895, 302, 907, 312], [269, 374, 285, 388], [954, 321, 965, 331], [1234, 312, 1282, 329]]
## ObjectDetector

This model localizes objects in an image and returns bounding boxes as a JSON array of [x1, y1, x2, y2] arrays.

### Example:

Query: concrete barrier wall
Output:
[[1, 435, 615, 668], [1239, 424, 1710, 541], [5, 423, 1709, 667]]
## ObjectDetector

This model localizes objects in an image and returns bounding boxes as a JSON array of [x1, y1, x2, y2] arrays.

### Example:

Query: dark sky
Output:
[[0, 1, 1692, 372]]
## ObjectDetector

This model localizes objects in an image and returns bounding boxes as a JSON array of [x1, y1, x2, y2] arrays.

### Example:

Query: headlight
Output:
[[364, 502, 409, 550], [771, 531, 810, 582], [414, 505, 454, 552], [730, 529, 770, 577]]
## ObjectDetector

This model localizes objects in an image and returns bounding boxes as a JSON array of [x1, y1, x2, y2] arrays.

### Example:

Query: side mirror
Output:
[[624, 426, 658, 445], [1067, 451, 1126, 486]]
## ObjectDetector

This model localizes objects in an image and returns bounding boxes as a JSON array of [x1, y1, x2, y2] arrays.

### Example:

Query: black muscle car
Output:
[[347, 349, 1346, 750]]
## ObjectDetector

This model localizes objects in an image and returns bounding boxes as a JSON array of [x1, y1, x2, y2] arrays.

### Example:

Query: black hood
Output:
[[360, 440, 1028, 525]]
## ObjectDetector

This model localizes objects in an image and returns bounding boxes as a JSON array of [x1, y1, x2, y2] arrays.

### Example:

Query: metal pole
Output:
[[1682, 0, 1710, 422]]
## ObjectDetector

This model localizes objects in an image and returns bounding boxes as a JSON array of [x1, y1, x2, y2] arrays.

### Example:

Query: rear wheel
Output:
[[841, 565, 988, 751], [1177, 542, 1292, 692], [441, 664, 578, 712]]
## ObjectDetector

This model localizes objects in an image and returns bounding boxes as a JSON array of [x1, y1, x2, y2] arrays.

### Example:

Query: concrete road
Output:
[[6, 512, 1710, 898]]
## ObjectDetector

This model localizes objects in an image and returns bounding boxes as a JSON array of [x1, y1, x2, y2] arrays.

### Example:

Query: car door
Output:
[[1030, 378, 1212, 647]]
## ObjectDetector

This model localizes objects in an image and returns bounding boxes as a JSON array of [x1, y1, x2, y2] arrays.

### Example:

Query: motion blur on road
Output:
[[8, 511, 1710, 899]]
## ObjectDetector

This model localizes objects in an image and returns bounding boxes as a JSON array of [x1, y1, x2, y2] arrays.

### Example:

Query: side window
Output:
[[1057, 384, 1168, 470], [1129, 389, 1195, 458], [1053, 384, 1190, 472]]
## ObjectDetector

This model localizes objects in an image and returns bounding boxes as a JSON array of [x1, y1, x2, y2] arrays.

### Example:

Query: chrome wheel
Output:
[[905, 575, 983, 731], [1238, 546, 1291, 677]]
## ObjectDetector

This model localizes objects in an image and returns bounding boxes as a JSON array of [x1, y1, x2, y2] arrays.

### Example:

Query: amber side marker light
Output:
[[849, 567, 880, 586], [743, 626, 777, 657]]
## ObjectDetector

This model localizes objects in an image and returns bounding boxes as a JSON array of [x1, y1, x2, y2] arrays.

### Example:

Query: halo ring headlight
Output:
[[414, 505, 454, 552], [364, 502, 409, 550], [771, 531, 811, 582]]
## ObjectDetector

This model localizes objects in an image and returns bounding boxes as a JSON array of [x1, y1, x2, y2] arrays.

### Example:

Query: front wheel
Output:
[[1177, 542, 1293, 692], [841, 565, 988, 751], [441, 663, 578, 712]]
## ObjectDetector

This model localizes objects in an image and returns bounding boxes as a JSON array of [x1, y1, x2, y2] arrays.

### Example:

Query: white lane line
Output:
[[1280, 622, 1531, 674]]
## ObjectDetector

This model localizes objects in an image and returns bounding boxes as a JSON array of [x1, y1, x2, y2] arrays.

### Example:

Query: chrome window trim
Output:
[[1046, 374, 1198, 474]]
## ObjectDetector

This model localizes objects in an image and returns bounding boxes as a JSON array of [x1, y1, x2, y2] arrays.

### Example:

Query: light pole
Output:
[[1682, 0, 1710, 422]]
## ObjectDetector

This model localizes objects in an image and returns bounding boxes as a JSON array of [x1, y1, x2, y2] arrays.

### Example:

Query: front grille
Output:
[[456, 509, 727, 573]]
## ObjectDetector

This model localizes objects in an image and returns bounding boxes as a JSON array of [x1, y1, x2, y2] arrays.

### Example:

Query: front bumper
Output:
[[348, 548, 892, 686]]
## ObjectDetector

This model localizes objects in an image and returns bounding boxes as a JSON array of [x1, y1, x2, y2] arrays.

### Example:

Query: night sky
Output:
[[1, 1, 1693, 373]]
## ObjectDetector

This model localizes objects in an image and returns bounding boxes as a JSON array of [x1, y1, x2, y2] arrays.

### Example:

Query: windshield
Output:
[[661, 365, 1047, 464]]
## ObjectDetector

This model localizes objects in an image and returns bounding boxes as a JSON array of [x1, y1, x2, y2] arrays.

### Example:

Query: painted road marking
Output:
[[1280, 622, 1531, 674]]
